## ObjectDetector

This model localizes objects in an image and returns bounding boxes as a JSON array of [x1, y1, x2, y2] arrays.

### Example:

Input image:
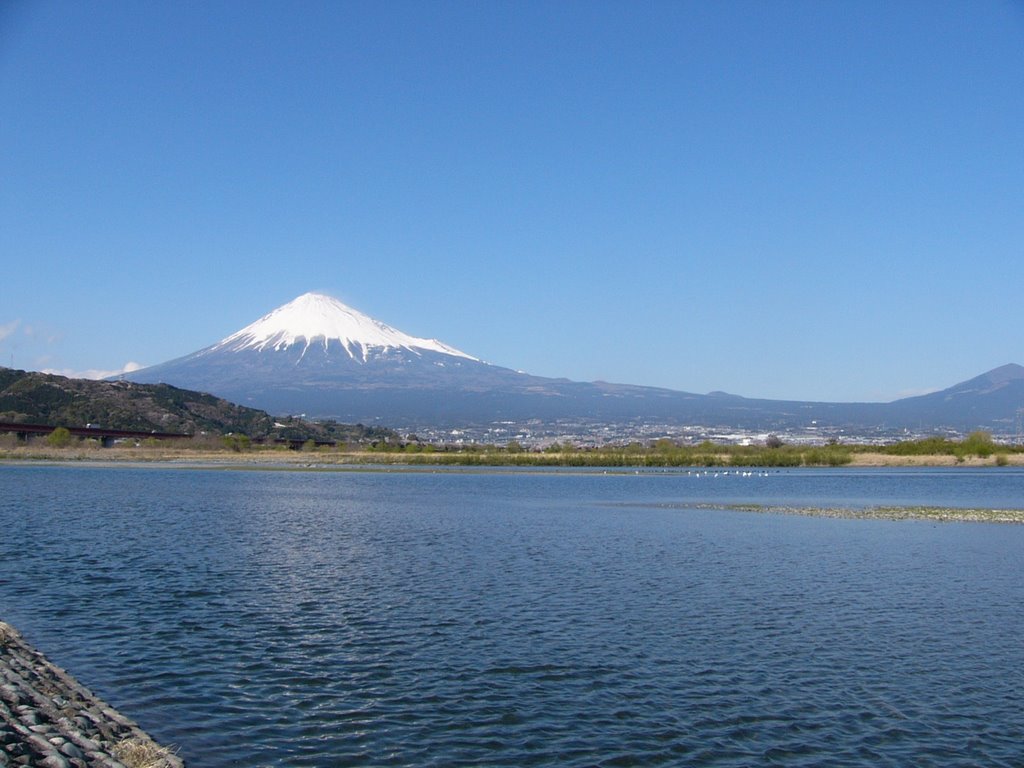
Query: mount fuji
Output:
[[121, 293, 561, 424], [207, 292, 476, 363], [122, 292, 744, 427], [123, 292, 1024, 434]]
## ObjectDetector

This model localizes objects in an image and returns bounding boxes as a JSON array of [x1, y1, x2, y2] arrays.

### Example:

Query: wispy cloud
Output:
[[0, 320, 20, 342], [22, 324, 62, 344], [42, 361, 145, 380], [867, 386, 939, 402], [892, 387, 939, 399]]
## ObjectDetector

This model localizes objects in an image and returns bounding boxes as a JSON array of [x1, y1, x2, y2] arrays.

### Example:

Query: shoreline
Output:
[[2, 446, 1023, 468], [0, 621, 184, 767], [5, 453, 1023, 525], [847, 452, 1023, 467]]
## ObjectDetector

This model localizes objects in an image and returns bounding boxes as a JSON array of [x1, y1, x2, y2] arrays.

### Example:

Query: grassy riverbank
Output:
[[2, 433, 1023, 468]]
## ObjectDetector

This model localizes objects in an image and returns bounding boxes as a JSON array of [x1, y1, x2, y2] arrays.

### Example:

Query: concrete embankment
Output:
[[0, 621, 183, 768]]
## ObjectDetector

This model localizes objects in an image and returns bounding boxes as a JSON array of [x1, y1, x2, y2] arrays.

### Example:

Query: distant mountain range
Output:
[[123, 292, 1024, 435]]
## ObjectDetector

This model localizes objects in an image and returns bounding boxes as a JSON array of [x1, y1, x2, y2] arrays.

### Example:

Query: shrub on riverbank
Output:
[[45, 426, 72, 448], [870, 430, 1006, 460], [350, 442, 852, 468]]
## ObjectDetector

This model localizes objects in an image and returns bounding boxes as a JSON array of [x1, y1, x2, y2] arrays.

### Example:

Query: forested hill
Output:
[[0, 367, 391, 442]]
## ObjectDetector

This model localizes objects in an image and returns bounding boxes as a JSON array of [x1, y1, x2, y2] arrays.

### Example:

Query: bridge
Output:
[[0, 422, 337, 450], [0, 421, 191, 447]]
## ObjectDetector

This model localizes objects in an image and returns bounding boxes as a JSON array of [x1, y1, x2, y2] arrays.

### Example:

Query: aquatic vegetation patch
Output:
[[700, 503, 1024, 524]]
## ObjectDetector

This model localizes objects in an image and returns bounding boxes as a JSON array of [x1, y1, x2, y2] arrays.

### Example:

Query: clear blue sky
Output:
[[2, 0, 1022, 402]]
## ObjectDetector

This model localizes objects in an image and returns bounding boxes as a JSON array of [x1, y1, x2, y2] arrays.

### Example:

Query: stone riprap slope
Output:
[[0, 621, 183, 768]]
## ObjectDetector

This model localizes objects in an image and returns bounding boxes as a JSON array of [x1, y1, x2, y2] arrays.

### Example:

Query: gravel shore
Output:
[[0, 622, 183, 768]]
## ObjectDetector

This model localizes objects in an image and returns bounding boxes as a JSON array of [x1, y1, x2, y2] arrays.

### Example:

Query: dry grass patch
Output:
[[111, 738, 178, 768]]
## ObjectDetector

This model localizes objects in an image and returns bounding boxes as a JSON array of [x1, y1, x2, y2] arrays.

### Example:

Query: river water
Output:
[[2, 465, 1023, 767]]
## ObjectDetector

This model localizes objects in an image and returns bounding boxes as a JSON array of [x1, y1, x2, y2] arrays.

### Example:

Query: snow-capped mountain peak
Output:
[[211, 292, 476, 361]]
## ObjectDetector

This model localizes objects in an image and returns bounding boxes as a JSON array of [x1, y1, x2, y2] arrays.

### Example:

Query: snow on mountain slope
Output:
[[209, 292, 476, 362]]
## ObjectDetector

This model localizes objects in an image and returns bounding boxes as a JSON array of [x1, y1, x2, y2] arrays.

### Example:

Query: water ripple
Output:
[[2, 465, 1024, 766]]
